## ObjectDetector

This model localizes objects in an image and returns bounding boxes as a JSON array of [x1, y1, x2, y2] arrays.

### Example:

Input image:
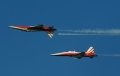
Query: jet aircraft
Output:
[[50, 47, 98, 59], [8, 24, 57, 38]]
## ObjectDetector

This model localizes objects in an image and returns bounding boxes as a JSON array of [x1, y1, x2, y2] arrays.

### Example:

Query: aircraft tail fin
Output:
[[48, 33, 54, 38], [86, 47, 94, 53], [46, 31, 54, 38]]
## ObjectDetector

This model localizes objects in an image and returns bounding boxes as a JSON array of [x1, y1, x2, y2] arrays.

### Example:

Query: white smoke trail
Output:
[[58, 29, 120, 34], [58, 33, 120, 36], [99, 54, 120, 57]]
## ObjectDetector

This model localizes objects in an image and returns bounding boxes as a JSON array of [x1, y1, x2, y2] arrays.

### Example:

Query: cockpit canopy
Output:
[[68, 51, 75, 52]]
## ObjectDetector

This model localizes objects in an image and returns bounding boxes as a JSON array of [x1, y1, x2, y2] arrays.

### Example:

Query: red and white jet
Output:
[[8, 24, 57, 38], [50, 47, 98, 59]]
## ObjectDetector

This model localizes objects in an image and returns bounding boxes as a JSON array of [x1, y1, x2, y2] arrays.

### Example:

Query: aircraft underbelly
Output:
[[25, 29, 42, 32]]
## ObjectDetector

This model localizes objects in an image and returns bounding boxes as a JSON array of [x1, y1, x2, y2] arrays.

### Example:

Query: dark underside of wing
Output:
[[73, 52, 85, 59]]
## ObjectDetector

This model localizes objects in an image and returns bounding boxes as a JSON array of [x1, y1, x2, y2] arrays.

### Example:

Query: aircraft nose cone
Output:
[[8, 26, 14, 28], [50, 54, 56, 56], [50, 53, 59, 56]]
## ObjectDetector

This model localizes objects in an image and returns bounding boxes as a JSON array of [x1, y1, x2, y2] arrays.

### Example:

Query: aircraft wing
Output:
[[74, 54, 82, 59], [46, 31, 54, 38], [72, 52, 85, 59]]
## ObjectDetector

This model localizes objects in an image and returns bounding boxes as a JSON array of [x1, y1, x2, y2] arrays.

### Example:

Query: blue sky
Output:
[[0, 0, 120, 76]]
